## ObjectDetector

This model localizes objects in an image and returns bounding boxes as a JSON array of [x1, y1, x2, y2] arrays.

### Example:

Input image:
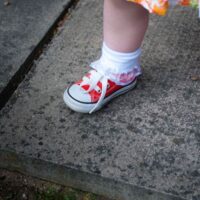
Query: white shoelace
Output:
[[80, 70, 108, 114]]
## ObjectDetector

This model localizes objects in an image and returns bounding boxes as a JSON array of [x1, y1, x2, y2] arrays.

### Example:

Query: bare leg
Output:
[[104, 0, 149, 52], [63, 0, 150, 113]]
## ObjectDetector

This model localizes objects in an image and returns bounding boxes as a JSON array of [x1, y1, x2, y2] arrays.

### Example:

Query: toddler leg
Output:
[[104, 0, 149, 52], [64, 0, 149, 113], [90, 0, 149, 85]]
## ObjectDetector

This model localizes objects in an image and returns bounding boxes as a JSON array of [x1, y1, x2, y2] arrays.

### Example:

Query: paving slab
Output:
[[0, 0, 72, 107], [0, 1, 200, 200]]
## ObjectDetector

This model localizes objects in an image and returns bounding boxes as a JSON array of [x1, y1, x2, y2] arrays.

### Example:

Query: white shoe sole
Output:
[[63, 79, 137, 113]]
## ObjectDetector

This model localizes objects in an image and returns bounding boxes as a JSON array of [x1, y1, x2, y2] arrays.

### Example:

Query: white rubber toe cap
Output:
[[66, 84, 91, 103]]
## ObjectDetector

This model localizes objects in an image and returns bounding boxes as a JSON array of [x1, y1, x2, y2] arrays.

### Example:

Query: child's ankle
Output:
[[90, 42, 142, 85]]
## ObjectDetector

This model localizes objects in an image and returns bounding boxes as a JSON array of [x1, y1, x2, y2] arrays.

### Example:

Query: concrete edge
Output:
[[0, 0, 79, 110], [0, 150, 186, 200]]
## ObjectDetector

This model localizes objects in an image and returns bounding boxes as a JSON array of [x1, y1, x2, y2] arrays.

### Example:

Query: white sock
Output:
[[90, 42, 142, 86]]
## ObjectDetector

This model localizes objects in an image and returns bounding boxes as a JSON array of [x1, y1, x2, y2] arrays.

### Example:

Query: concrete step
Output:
[[0, 1, 200, 200], [0, 0, 74, 108]]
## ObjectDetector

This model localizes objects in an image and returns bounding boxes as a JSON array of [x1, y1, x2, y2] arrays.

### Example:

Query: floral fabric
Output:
[[127, 0, 199, 15]]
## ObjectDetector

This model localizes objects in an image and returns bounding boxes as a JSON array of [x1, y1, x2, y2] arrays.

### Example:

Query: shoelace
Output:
[[80, 70, 108, 114]]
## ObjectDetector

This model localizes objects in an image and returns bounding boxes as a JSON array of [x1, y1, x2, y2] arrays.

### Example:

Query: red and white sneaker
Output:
[[63, 69, 138, 114]]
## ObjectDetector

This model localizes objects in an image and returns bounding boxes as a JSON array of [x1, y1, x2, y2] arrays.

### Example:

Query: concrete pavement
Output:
[[0, 1, 200, 200], [0, 0, 73, 108]]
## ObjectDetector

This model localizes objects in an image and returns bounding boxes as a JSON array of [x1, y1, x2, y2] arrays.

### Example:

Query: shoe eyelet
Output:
[[97, 89, 101, 93], [107, 83, 110, 89]]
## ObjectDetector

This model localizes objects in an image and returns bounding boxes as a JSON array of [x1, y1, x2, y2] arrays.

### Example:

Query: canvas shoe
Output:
[[63, 69, 138, 114]]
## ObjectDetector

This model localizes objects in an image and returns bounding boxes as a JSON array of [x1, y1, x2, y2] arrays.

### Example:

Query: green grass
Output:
[[35, 187, 97, 200]]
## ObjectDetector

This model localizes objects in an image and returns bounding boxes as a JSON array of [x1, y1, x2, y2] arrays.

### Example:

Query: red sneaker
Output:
[[63, 70, 137, 113]]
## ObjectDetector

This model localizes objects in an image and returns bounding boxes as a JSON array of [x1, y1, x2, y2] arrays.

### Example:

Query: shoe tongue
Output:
[[81, 81, 102, 92], [85, 72, 91, 78], [80, 70, 107, 92], [80, 71, 100, 91]]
